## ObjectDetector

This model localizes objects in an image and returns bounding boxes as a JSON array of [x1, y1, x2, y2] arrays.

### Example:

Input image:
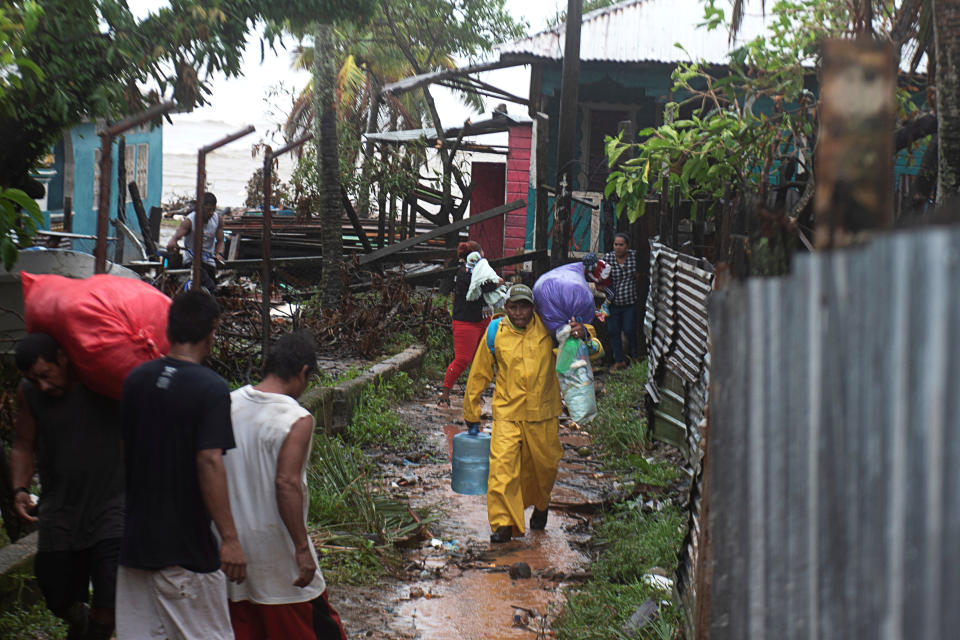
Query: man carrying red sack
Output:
[[10, 333, 124, 640]]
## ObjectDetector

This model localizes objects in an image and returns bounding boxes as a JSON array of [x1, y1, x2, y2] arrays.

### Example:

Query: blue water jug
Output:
[[451, 431, 491, 495]]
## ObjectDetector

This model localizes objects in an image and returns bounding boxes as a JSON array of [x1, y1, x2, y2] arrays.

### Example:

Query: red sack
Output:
[[22, 272, 171, 399]]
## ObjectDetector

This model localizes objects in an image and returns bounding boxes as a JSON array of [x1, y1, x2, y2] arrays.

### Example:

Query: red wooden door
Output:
[[469, 161, 505, 259]]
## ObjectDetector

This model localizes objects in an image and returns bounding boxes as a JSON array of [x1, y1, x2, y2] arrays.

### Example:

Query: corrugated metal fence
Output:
[[708, 226, 960, 638], [642, 240, 714, 637]]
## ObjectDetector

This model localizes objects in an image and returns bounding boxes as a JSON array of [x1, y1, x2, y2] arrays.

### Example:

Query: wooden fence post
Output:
[[814, 38, 895, 248]]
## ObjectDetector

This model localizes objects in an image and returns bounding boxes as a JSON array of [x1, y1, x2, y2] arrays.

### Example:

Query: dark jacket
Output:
[[451, 263, 498, 322]]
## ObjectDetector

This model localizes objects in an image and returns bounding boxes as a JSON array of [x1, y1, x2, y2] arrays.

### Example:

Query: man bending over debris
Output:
[[166, 191, 225, 291], [10, 333, 124, 640], [463, 284, 588, 543], [116, 289, 245, 639], [222, 330, 347, 640]]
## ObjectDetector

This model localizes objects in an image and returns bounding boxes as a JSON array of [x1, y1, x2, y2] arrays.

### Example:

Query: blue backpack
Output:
[[485, 316, 503, 360]]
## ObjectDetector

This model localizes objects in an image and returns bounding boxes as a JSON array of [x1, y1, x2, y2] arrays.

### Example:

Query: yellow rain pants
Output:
[[487, 417, 563, 535]]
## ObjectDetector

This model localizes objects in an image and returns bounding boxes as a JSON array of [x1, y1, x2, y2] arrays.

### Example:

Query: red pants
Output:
[[229, 591, 347, 640], [443, 318, 490, 389]]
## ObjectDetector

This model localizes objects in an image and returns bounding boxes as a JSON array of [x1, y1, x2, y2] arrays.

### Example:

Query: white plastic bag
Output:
[[555, 329, 598, 424]]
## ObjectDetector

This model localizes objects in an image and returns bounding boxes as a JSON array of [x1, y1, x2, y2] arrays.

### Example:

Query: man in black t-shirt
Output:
[[116, 289, 245, 640], [10, 333, 124, 640]]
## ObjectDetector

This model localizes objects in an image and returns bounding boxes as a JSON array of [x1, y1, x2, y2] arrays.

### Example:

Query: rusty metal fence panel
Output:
[[708, 227, 960, 639], [643, 240, 714, 637]]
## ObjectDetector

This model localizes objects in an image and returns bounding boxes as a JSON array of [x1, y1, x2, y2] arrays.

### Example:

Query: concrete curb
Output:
[[0, 531, 39, 607], [301, 344, 426, 434]]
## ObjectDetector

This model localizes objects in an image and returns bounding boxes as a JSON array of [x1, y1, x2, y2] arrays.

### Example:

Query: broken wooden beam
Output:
[[403, 250, 546, 286], [815, 38, 896, 248], [357, 199, 525, 266], [341, 186, 374, 253], [128, 182, 159, 259]]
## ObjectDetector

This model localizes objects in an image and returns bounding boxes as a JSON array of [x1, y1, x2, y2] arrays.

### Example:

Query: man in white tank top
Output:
[[220, 331, 347, 639], [166, 192, 225, 291]]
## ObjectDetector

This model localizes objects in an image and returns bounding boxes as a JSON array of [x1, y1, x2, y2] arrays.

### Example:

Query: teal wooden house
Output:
[[42, 121, 163, 254]]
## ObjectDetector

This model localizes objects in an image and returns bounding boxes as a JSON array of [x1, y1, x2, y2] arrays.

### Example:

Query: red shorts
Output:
[[229, 590, 347, 640]]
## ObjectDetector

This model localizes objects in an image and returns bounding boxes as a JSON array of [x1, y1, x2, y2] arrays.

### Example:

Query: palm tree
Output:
[[284, 23, 437, 146], [932, 0, 960, 200], [284, 23, 484, 177], [313, 23, 343, 307]]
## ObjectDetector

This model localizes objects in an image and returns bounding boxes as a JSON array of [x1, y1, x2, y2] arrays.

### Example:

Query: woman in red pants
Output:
[[438, 241, 501, 406]]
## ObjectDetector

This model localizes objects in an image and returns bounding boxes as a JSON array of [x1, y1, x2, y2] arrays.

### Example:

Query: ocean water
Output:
[[163, 119, 299, 208]]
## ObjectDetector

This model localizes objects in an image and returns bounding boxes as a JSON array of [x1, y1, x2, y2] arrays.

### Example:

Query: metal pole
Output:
[[261, 147, 273, 360], [113, 136, 127, 265], [191, 125, 257, 290], [259, 133, 312, 361], [193, 150, 206, 289], [551, 0, 582, 267], [94, 131, 114, 273]]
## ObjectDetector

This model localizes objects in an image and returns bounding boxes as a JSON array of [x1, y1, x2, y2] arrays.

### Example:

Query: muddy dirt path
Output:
[[330, 388, 615, 639]]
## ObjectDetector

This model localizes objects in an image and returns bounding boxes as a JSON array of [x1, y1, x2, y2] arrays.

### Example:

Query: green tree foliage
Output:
[[0, 186, 41, 268], [282, 23, 431, 213], [377, 0, 526, 74], [0, 1, 44, 102], [0, 0, 374, 191], [375, 0, 526, 231], [277, 0, 525, 235], [0, 0, 373, 263], [605, 0, 928, 224]]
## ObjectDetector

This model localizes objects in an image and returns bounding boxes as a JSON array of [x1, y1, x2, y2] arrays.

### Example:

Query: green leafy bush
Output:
[[345, 372, 418, 448], [590, 361, 650, 456], [0, 603, 65, 640]]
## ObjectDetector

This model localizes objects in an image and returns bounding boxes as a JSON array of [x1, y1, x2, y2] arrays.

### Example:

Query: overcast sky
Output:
[[127, 0, 565, 142]]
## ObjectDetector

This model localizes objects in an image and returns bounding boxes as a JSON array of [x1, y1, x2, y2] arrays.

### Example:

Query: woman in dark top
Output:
[[438, 241, 500, 406], [603, 233, 640, 371]]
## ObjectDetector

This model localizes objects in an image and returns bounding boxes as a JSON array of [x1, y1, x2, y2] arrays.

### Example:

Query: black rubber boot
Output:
[[490, 526, 513, 543], [61, 602, 89, 640], [530, 508, 548, 530], [84, 620, 114, 640]]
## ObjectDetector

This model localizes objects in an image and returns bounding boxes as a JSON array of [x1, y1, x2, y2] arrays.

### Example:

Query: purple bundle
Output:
[[532, 262, 596, 333]]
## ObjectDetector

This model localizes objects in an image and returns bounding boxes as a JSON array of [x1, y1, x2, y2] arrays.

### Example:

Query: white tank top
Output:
[[184, 210, 219, 265], [220, 385, 326, 604]]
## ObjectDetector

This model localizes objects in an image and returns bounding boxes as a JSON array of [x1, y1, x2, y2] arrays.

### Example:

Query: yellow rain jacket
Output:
[[463, 313, 561, 423]]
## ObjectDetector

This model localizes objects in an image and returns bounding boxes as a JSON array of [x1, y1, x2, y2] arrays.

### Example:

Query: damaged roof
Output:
[[497, 0, 771, 66]]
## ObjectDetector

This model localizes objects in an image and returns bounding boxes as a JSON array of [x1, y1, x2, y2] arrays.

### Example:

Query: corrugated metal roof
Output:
[[498, 0, 771, 65]]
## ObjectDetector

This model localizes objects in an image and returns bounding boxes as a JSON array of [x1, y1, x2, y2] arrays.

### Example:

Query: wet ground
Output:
[[330, 385, 615, 639]]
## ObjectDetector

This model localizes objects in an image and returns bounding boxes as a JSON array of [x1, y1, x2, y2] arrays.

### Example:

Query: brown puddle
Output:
[[396, 492, 589, 639], [390, 400, 599, 639]]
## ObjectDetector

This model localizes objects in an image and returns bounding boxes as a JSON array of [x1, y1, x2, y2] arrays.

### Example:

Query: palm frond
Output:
[[337, 54, 367, 114], [284, 86, 314, 142], [728, 0, 766, 43]]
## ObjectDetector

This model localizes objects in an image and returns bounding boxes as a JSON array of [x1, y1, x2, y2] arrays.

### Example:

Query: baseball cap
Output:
[[506, 284, 534, 304]]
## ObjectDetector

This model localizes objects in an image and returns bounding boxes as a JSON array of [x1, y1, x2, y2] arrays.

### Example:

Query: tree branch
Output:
[[894, 112, 936, 151]]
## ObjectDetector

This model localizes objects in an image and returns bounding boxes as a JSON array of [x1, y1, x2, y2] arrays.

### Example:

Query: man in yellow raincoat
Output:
[[463, 284, 589, 543]]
